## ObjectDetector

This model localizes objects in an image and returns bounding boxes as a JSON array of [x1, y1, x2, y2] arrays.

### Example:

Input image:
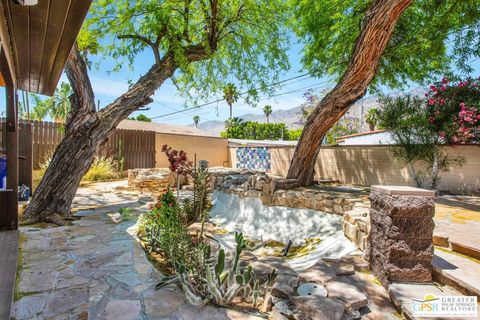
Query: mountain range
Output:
[[195, 95, 384, 135]]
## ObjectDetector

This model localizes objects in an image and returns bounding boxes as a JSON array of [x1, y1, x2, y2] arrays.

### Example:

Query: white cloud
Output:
[[90, 77, 130, 97]]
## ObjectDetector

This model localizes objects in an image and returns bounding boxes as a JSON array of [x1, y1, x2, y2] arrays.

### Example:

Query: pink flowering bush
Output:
[[426, 77, 480, 144]]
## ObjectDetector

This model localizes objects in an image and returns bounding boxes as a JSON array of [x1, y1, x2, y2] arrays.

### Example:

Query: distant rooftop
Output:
[[339, 130, 386, 139], [228, 139, 298, 147], [117, 119, 220, 138]]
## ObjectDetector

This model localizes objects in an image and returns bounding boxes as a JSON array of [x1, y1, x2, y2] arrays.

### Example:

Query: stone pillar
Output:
[[369, 186, 435, 288]]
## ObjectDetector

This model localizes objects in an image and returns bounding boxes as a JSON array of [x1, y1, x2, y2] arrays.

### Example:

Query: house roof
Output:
[[0, 0, 92, 96], [117, 119, 221, 138], [228, 139, 298, 147], [339, 130, 386, 139]]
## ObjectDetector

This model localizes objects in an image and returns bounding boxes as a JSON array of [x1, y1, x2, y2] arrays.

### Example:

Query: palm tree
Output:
[[224, 117, 244, 138], [30, 82, 72, 122], [263, 105, 272, 124], [365, 107, 380, 131], [193, 115, 200, 128], [225, 117, 244, 129], [223, 83, 239, 119]]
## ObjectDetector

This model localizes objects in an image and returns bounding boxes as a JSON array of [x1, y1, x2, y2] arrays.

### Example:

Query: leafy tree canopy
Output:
[[376, 92, 466, 189], [290, 0, 480, 88], [221, 121, 299, 140], [325, 117, 359, 145], [22, 82, 72, 122], [129, 114, 152, 122], [79, 0, 291, 103]]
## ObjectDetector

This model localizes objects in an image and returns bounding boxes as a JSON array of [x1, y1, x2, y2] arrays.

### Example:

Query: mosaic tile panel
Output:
[[236, 147, 271, 171]]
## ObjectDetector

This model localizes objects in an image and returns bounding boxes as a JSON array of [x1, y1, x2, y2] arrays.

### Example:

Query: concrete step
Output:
[[434, 233, 480, 261], [388, 282, 480, 320], [433, 247, 480, 298]]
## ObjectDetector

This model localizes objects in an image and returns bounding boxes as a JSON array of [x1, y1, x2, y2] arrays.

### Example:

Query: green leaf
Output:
[[215, 249, 225, 276], [236, 274, 244, 285]]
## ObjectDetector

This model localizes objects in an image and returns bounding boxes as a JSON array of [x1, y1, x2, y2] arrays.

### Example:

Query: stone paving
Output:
[[12, 181, 262, 320], [434, 196, 480, 257]]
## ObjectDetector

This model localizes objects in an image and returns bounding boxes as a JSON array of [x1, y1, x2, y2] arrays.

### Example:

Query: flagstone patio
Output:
[[12, 181, 262, 320]]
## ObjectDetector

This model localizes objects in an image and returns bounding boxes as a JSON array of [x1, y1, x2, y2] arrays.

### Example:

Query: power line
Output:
[[150, 73, 312, 119]]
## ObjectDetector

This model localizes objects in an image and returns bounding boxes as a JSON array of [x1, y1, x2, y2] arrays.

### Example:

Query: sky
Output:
[[3, 36, 480, 126], [57, 41, 332, 126]]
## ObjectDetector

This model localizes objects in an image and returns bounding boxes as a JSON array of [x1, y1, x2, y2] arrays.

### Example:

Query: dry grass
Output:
[[37, 154, 120, 185], [82, 156, 119, 182]]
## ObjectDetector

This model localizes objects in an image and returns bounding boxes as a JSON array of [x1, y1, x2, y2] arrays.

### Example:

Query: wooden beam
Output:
[[0, 51, 18, 231], [0, 0, 92, 95], [18, 121, 33, 193]]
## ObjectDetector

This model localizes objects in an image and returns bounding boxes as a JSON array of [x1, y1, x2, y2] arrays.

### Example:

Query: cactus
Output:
[[228, 232, 247, 286], [155, 232, 277, 310], [215, 249, 226, 286], [117, 138, 125, 172]]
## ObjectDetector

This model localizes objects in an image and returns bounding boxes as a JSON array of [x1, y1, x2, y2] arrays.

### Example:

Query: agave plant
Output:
[[156, 232, 277, 308]]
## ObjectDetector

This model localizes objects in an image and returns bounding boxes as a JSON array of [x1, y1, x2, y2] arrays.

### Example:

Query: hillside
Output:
[[196, 95, 383, 136]]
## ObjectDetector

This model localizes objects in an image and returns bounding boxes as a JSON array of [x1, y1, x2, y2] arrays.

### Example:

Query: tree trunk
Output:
[[287, 0, 412, 185], [430, 152, 439, 191], [22, 46, 178, 224]]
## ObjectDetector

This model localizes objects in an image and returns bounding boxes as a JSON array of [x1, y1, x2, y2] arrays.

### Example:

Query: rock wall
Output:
[[342, 205, 371, 253], [212, 171, 364, 215], [369, 190, 435, 288], [128, 168, 191, 193], [128, 168, 171, 192]]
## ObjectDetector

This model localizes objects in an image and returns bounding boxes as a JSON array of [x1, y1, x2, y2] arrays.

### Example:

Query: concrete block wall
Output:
[[155, 133, 229, 168], [230, 145, 480, 195]]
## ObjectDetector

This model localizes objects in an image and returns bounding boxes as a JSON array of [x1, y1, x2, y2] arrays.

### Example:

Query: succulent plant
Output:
[[155, 232, 276, 309]]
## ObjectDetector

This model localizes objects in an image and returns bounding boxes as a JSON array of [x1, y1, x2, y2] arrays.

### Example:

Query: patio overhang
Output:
[[0, 0, 92, 96]]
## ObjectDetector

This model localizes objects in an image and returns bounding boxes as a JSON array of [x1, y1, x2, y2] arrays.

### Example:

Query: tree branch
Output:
[[183, 0, 191, 42], [208, 0, 219, 50], [65, 44, 97, 131], [117, 34, 161, 65], [218, 4, 245, 39]]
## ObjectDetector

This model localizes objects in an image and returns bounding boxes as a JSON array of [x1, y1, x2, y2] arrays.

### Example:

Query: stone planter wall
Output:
[[342, 205, 371, 252], [127, 168, 171, 192], [128, 168, 191, 192], [212, 171, 366, 215], [128, 168, 373, 253], [369, 186, 435, 288]]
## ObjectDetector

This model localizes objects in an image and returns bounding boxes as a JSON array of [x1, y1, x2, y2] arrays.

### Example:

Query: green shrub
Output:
[[38, 150, 54, 175], [140, 184, 277, 310], [119, 207, 133, 221], [221, 121, 302, 141], [39, 154, 119, 182], [82, 156, 119, 182], [139, 189, 194, 268]]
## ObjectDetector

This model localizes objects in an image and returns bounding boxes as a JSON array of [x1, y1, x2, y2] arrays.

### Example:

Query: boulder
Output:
[[325, 281, 368, 311], [271, 275, 298, 298], [298, 259, 336, 284], [341, 254, 370, 272], [327, 261, 355, 276], [255, 180, 265, 191], [324, 199, 333, 207], [333, 204, 344, 215], [269, 298, 295, 320], [290, 296, 345, 320]]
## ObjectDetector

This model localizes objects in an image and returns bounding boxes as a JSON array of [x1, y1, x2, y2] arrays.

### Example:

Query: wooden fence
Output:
[[1, 119, 156, 174], [30, 120, 64, 169], [99, 129, 156, 170]]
